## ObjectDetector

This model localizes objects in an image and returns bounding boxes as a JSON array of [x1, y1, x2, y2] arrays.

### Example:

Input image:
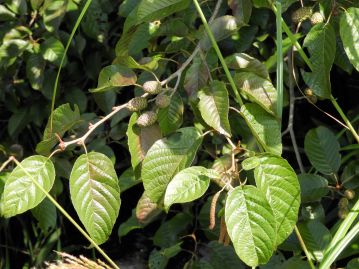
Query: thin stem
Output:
[[320, 221, 359, 269], [50, 0, 93, 131], [324, 197, 359, 257], [275, 0, 283, 120], [286, 50, 305, 173], [0, 156, 14, 173], [12, 158, 120, 269], [294, 226, 317, 269], [269, 2, 314, 72], [62, 103, 128, 149], [330, 96, 359, 144], [192, 0, 243, 106]]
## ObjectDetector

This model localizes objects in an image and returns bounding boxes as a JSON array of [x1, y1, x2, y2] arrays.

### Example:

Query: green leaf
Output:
[[42, 0, 68, 32], [298, 174, 329, 203], [347, 258, 359, 269], [228, 0, 252, 25], [211, 155, 232, 188], [26, 53, 45, 90], [302, 23, 336, 99], [249, 154, 301, 246], [136, 191, 162, 224], [36, 103, 80, 155], [164, 166, 219, 211], [340, 8, 359, 72], [148, 242, 182, 269], [226, 53, 269, 79], [1, 156, 55, 218], [204, 241, 245, 269], [124, 0, 190, 32], [142, 127, 203, 203], [234, 72, 277, 114], [240, 103, 282, 155], [157, 92, 184, 136], [184, 56, 209, 98], [40, 37, 66, 67], [82, 0, 108, 43], [297, 220, 332, 262], [0, 5, 16, 21], [200, 15, 243, 50], [69, 152, 121, 245], [90, 65, 137, 93], [127, 112, 162, 178], [118, 167, 141, 193], [31, 198, 57, 232], [118, 209, 144, 238], [280, 256, 311, 269], [225, 185, 276, 267], [153, 212, 192, 248], [304, 126, 341, 174], [241, 156, 260, 170], [198, 80, 231, 137]]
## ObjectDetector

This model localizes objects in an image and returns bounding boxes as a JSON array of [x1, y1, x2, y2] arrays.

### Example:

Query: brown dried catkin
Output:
[[208, 191, 221, 230], [218, 216, 227, 244]]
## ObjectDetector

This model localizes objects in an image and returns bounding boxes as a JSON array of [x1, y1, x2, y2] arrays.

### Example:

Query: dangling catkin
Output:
[[208, 191, 221, 230]]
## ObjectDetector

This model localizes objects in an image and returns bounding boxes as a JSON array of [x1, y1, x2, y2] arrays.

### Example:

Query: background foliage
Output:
[[0, 0, 359, 268]]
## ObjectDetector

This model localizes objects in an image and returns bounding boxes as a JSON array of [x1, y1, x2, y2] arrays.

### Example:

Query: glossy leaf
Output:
[[69, 152, 121, 245], [164, 166, 219, 211], [136, 191, 162, 224], [228, 0, 252, 25], [302, 23, 336, 99], [225, 185, 276, 267], [36, 103, 80, 155], [1, 156, 55, 218], [26, 53, 45, 90], [226, 53, 269, 79], [200, 15, 243, 50], [198, 80, 231, 137], [40, 37, 66, 67], [124, 0, 190, 32], [142, 127, 203, 203], [249, 154, 301, 246], [340, 8, 359, 72], [42, 0, 68, 32], [240, 103, 282, 155], [298, 220, 332, 262], [298, 174, 329, 203], [184, 56, 209, 98], [127, 112, 162, 177], [90, 65, 137, 93], [304, 126, 341, 174], [234, 72, 276, 114], [211, 155, 232, 188], [157, 92, 184, 136]]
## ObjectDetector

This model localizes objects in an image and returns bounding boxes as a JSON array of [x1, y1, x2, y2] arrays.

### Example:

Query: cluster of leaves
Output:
[[1, 0, 359, 269]]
